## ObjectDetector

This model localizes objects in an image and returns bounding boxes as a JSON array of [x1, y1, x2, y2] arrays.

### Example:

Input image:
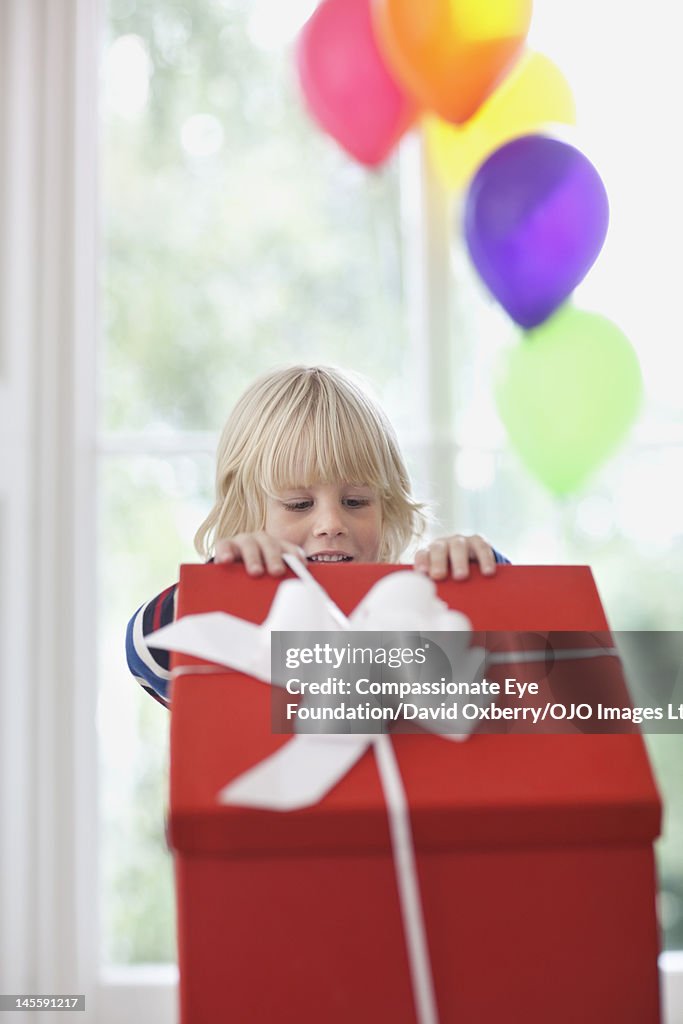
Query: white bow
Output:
[[149, 567, 488, 810]]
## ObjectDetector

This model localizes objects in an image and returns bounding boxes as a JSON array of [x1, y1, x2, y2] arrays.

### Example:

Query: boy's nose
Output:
[[312, 503, 347, 537], [313, 521, 346, 537]]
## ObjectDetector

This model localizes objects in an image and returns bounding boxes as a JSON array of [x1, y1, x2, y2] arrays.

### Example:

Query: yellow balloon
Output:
[[426, 51, 576, 190], [448, 0, 532, 41]]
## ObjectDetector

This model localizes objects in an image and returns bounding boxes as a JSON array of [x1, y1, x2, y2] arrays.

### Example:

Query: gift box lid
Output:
[[168, 564, 661, 856]]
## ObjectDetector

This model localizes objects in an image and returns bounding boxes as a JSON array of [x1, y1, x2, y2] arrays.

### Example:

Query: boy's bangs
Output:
[[258, 405, 388, 496]]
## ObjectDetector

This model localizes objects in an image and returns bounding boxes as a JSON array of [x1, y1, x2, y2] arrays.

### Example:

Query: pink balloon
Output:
[[296, 0, 419, 167]]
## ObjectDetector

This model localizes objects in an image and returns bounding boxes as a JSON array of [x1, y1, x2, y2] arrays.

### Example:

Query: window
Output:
[[98, 0, 683, 1017], [100, 0, 412, 973]]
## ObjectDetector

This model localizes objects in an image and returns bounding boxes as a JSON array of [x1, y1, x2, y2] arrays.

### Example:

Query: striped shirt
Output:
[[125, 584, 178, 709]]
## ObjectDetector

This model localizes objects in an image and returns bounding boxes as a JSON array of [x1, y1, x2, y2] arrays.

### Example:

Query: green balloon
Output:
[[495, 305, 643, 496]]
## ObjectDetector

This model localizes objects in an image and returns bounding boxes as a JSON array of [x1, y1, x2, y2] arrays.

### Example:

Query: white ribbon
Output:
[[149, 558, 619, 1024]]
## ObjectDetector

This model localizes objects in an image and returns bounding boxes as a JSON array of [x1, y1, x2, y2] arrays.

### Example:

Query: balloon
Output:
[[426, 52, 576, 191], [495, 306, 643, 496], [296, 0, 419, 167], [464, 136, 609, 329], [372, 0, 532, 123]]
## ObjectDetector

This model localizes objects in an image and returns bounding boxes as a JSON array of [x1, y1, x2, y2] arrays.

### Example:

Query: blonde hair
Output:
[[194, 365, 426, 562]]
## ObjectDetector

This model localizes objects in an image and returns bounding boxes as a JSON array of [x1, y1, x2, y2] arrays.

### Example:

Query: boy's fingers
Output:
[[234, 536, 265, 575], [413, 548, 429, 573], [469, 535, 496, 575], [258, 534, 287, 576], [447, 536, 470, 579], [215, 539, 236, 563], [216, 536, 307, 576], [428, 539, 450, 580], [414, 534, 497, 581]]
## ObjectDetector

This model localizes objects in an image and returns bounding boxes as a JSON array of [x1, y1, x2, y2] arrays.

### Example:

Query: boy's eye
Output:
[[344, 497, 371, 508], [282, 500, 312, 511]]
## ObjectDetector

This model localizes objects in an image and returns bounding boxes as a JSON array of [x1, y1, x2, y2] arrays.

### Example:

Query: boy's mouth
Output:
[[307, 552, 353, 563]]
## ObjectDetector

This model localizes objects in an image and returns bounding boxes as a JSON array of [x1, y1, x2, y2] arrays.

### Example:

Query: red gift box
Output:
[[168, 564, 662, 1024]]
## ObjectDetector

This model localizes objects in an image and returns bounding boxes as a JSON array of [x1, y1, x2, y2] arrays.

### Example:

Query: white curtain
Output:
[[0, 0, 99, 1017]]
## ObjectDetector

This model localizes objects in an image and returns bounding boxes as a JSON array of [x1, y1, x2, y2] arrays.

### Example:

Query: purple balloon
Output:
[[464, 136, 609, 329]]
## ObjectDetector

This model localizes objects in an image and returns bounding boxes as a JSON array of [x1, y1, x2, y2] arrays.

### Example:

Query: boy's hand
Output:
[[413, 534, 496, 581], [215, 533, 306, 577]]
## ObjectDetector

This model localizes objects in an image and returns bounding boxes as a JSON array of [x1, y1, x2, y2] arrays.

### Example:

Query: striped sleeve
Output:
[[125, 584, 178, 709]]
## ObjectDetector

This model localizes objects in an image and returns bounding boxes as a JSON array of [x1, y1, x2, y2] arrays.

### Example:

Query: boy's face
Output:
[[264, 482, 382, 563]]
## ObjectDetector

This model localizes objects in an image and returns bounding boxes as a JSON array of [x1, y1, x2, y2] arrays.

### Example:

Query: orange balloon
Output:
[[372, 0, 533, 124]]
